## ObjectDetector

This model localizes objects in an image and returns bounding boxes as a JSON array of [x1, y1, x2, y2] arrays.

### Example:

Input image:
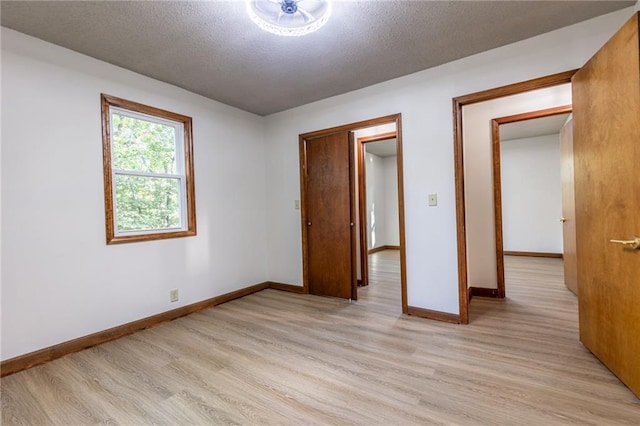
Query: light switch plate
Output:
[[295, 200, 300, 210], [428, 193, 438, 207]]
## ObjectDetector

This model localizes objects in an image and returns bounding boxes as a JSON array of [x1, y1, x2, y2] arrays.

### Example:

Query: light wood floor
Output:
[[357, 249, 402, 315], [2, 252, 639, 425]]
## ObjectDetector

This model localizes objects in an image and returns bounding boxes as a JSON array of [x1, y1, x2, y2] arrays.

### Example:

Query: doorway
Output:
[[356, 131, 398, 287], [456, 12, 639, 398], [492, 106, 573, 298], [452, 71, 576, 323], [355, 131, 402, 313], [299, 114, 408, 313]]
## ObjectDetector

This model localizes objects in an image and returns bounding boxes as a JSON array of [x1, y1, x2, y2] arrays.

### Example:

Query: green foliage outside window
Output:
[[111, 113, 182, 232]]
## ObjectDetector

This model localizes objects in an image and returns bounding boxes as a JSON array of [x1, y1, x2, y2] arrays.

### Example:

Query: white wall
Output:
[[463, 85, 571, 289], [1, 29, 268, 360], [383, 156, 400, 246], [366, 152, 386, 248], [365, 152, 399, 250], [501, 134, 563, 254], [263, 8, 635, 313]]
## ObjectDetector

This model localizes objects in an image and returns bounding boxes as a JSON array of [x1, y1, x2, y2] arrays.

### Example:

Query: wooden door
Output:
[[572, 13, 640, 398], [357, 138, 370, 287], [559, 117, 578, 295], [303, 132, 356, 300]]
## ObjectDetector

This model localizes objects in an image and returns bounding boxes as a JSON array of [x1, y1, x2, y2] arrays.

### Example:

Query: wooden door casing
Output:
[[560, 118, 578, 295], [491, 105, 572, 299], [357, 137, 369, 288], [303, 132, 355, 300], [572, 12, 640, 397]]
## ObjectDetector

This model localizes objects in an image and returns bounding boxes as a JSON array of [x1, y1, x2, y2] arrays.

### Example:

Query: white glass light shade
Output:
[[246, 0, 333, 37]]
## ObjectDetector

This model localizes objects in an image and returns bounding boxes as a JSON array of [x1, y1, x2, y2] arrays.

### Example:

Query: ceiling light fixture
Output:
[[246, 0, 333, 37]]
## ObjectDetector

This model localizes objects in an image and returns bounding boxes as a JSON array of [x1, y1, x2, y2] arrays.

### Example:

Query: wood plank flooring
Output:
[[357, 249, 402, 315], [2, 252, 639, 425]]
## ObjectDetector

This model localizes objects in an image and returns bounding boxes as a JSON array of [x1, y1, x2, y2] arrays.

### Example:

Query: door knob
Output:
[[560, 217, 567, 223], [609, 237, 640, 250], [350, 222, 354, 227], [307, 222, 312, 226]]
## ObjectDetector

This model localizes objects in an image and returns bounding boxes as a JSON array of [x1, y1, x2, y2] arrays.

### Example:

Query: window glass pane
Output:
[[115, 175, 181, 232], [112, 112, 177, 174]]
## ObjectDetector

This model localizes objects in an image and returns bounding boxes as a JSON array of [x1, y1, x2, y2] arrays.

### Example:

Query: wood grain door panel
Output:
[[560, 118, 578, 295], [572, 13, 640, 398], [305, 132, 354, 299]]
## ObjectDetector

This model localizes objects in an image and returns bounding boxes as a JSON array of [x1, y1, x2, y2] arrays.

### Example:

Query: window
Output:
[[101, 94, 196, 244]]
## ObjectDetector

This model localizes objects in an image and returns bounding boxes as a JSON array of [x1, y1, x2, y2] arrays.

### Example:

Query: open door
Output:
[[572, 13, 640, 397], [301, 131, 357, 300], [560, 117, 578, 295]]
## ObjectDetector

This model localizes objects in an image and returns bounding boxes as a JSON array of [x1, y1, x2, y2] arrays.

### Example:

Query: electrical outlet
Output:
[[170, 289, 179, 303]]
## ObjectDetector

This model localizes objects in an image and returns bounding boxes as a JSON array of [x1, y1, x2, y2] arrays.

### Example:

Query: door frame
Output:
[[357, 131, 398, 288], [491, 105, 573, 298], [299, 114, 408, 312], [452, 70, 577, 324]]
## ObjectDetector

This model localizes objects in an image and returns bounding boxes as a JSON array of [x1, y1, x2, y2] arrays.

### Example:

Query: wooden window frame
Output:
[[101, 94, 197, 244]]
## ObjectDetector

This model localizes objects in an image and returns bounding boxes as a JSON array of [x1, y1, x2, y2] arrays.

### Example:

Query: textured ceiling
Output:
[[365, 138, 397, 158], [0, 1, 634, 116], [501, 112, 570, 141]]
